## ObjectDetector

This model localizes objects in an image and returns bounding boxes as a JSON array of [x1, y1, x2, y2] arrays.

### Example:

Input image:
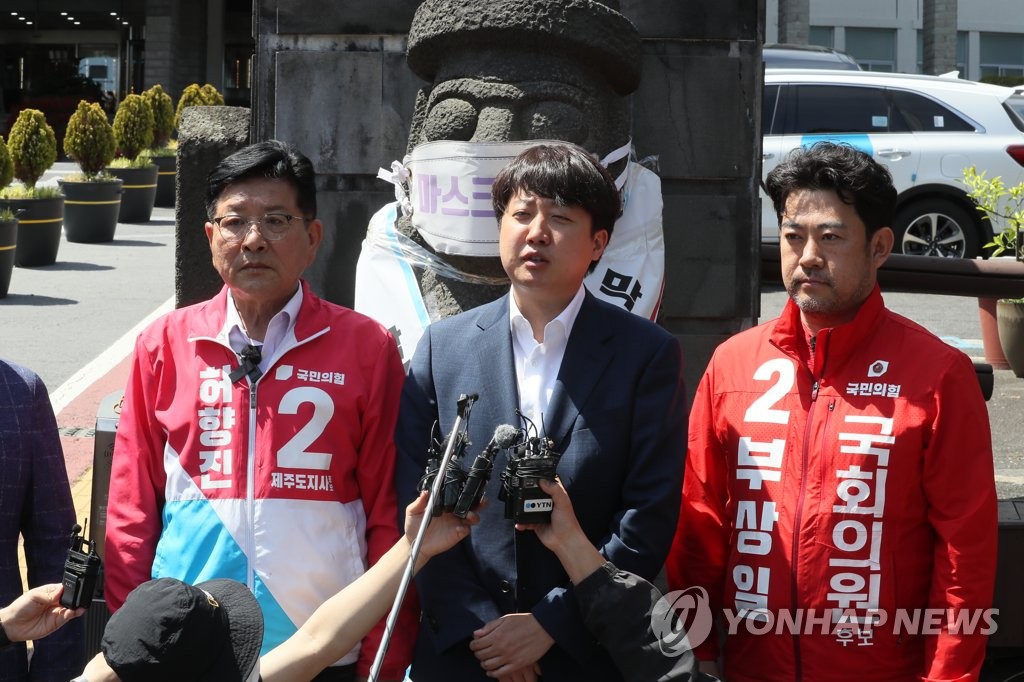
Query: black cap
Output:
[[102, 578, 263, 682]]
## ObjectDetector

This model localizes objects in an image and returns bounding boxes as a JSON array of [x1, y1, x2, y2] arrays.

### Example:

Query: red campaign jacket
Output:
[[104, 282, 415, 679], [667, 286, 997, 682]]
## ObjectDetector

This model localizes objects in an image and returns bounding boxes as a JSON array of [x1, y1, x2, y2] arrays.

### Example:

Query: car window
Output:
[[889, 90, 975, 132], [763, 85, 779, 134], [1003, 96, 1024, 132], [774, 85, 890, 135]]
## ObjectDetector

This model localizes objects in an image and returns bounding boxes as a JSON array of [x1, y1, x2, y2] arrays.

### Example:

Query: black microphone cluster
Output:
[[418, 420, 562, 523], [499, 433, 561, 524], [419, 423, 519, 519]]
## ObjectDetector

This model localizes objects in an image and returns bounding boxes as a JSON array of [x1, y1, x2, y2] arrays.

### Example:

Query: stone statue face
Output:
[[407, 47, 632, 161], [394, 0, 641, 317]]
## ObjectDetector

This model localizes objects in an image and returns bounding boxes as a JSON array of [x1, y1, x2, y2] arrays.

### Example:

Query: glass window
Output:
[[1003, 98, 1024, 132], [889, 90, 975, 132], [809, 26, 834, 49], [224, 46, 252, 90], [763, 85, 779, 134], [775, 85, 891, 135], [846, 28, 896, 72], [980, 32, 1024, 76]]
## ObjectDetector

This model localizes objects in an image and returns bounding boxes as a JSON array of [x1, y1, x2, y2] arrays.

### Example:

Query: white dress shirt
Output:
[[224, 285, 303, 374], [508, 285, 586, 432]]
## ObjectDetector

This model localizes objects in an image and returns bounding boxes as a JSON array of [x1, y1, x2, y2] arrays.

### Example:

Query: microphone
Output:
[[453, 424, 520, 518], [369, 393, 478, 681], [229, 344, 263, 383]]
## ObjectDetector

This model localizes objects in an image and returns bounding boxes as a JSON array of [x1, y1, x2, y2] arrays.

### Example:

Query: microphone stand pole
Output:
[[368, 393, 478, 682]]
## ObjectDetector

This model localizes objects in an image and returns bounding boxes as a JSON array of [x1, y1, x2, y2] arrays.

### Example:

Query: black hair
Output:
[[206, 140, 317, 219], [491, 143, 622, 240], [765, 141, 896, 238]]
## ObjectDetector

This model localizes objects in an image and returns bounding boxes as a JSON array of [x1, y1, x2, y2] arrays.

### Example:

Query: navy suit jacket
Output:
[[395, 292, 686, 681], [0, 360, 84, 681]]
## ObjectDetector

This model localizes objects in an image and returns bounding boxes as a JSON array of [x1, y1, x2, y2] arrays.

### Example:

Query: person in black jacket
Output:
[[518, 478, 715, 682]]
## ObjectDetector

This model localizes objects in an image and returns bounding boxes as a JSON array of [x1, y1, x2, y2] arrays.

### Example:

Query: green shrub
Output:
[[980, 74, 1022, 88], [0, 185, 62, 200], [7, 109, 57, 190], [200, 84, 225, 105], [175, 84, 206, 130], [141, 142, 176, 158], [963, 165, 1024, 259], [64, 100, 116, 178], [108, 156, 155, 169], [173, 83, 225, 131], [143, 84, 175, 148], [0, 136, 12, 190], [62, 171, 115, 182], [112, 93, 154, 161], [0, 206, 13, 222]]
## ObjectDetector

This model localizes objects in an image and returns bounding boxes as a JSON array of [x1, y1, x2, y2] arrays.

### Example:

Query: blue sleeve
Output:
[[22, 369, 85, 680]]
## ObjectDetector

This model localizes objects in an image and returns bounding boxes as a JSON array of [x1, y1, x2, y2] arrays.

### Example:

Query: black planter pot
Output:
[[0, 195, 64, 267], [0, 218, 16, 297], [106, 165, 158, 223], [60, 178, 124, 243], [152, 154, 176, 207]]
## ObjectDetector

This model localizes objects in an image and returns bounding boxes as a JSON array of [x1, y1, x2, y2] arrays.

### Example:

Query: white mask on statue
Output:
[[377, 139, 631, 258]]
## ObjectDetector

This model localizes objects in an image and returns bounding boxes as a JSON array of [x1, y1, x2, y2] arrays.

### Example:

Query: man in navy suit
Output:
[[395, 143, 687, 682]]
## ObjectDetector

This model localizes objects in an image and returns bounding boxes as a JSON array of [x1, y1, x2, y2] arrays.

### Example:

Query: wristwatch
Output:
[[0, 613, 12, 650]]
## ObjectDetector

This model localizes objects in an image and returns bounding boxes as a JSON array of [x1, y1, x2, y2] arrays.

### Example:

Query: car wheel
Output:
[[894, 199, 979, 259]]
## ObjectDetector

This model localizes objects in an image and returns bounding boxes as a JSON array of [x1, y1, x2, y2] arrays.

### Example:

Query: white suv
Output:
[[762, 69, 1024, 258]]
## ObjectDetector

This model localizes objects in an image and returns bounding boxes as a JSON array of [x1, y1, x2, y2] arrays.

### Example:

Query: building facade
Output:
[[767, 0, 1024, 81], [0, 0, 250, 133]]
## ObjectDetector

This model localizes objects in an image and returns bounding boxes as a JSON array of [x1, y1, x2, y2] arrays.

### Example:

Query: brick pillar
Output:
[[922, 0, 959, 76], [777, 0, 809, 45]]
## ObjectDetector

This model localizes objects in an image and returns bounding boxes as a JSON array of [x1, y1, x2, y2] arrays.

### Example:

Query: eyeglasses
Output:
[[211, 213, 308, 242]]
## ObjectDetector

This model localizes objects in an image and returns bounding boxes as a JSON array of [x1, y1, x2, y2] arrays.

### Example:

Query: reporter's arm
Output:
[[0, 584, 83, 644], [515, 479, 604, 585], [259, 493, 475, 682], [522, 480, 701, 682]]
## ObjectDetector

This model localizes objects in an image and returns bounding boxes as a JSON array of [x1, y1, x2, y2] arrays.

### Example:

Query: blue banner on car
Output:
[[801, 134, 874, 156]]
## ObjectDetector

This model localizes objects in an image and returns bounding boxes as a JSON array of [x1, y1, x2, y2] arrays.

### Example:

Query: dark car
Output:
[[763, 43, 862, 71]]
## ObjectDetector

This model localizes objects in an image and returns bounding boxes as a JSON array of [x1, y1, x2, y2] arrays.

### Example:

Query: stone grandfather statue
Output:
[[355, 0, 665, 363]]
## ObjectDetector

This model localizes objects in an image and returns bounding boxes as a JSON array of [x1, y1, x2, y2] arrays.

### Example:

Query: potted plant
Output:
[[0, 136, 16, 296], [964, 166, 1024, 376], [59, 100, 122, 243], [143, 84, 177, 207], [0, 109, 63, 267], [173, 83, 224, 131], [174, 83, 206, 131], [107, 93, 157, 223], [200, 83, 225, 105]]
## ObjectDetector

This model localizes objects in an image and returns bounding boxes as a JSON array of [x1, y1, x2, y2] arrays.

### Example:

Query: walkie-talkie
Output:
[[59, 521, 101, 610]]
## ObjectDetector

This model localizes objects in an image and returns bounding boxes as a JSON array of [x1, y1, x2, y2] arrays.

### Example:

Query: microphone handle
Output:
[[368, 405, 473, 681], [452, 448, 495, 519]]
